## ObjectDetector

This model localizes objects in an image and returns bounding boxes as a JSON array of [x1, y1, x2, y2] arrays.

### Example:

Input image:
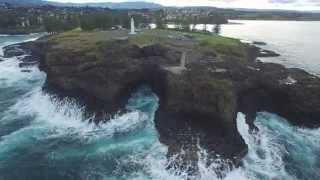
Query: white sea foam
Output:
[[2, 74, 319, 180], [8, 88, 149, 140], [124, 142, 248, 180], [0, 57, 45, 87], [236, 112, 301, 180]]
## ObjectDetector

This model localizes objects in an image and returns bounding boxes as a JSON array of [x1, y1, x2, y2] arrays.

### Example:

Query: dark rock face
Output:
[[3, 42, 45, 70], [28, 40, 247, 162], [18, 38, 320, 166], [243, 43, 280, 58], [231, 62, 320, 129]]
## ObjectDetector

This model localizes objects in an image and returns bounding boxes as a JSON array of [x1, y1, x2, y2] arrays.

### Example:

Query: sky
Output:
[[48, 0, 320, 11]]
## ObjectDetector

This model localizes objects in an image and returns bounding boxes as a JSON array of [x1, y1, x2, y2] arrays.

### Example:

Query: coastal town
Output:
[[2, 1, 320, 35], [0, 4, 229, 34]]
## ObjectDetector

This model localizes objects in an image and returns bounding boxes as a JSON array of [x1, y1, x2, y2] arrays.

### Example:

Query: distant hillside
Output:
[[0, 0, 162, 9], [0, 0, 45, 6], [82, 2, 162, 9]]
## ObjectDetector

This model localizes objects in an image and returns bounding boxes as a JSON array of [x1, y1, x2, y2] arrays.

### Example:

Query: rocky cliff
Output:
[[8, 30, 320, 165]]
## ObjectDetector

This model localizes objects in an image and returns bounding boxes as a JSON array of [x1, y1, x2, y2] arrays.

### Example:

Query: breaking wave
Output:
[[1, 34, 320, 180]]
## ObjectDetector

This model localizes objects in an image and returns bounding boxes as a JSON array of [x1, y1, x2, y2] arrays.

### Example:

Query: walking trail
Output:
[[163, 51, 187, 74]]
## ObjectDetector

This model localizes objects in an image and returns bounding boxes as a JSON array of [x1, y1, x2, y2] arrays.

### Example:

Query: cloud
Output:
[[269, 0, 298, 4], [269, 0, 320, 5], [51, 0, 320, 10]]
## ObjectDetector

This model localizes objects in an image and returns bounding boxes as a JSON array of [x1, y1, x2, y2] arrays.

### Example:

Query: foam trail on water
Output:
[[6, 87, 153, 142], [0, 84, 165, 179], [0, 56, 45, 88], [236, 112, 292, 179], [235, 112, 320, 180]]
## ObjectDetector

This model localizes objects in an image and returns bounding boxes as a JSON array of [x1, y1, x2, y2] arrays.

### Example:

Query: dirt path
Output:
[[164, 51, 187, 74], [180, 51, 186, 68]]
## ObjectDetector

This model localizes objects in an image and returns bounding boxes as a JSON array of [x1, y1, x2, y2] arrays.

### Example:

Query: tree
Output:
[[117, 11, 130, 29], [80, 12, 113, 31], [43, 17, 63, 33], [154, 10, 165, 29], [191, 16, 199, 31], [43, 15, 78, 33], [213, 24, 221, 34], [178, 15, 192, 32], [199, 16, 210, 32]]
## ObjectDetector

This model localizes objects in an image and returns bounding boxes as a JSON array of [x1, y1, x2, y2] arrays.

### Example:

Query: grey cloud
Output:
[[269, 0, 298, 3], [208, 0, 238, 2], [269, 0, 320, 4]]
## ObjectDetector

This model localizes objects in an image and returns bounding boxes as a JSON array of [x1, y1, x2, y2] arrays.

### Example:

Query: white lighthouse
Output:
[[129, 17, 136, 35]]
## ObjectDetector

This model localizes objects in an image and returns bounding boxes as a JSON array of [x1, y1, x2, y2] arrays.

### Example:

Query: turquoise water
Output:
[[0, 34, 320, 180], [0, 49, 166, 179], [237, 112, 320, 180]]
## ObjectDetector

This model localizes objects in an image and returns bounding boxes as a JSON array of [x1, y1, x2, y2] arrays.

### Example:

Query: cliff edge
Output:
[[11, 29, 320, 164]]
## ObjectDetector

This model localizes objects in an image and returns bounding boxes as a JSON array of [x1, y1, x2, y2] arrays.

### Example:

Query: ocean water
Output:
[[0, 32, 319, 180], [194, 20, 320, 76], [220, 20, 320, 76]]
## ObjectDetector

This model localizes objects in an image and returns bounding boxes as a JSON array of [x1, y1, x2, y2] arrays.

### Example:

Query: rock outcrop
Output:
[[12, 31, 320, 165], [3, 45, 26, 58]]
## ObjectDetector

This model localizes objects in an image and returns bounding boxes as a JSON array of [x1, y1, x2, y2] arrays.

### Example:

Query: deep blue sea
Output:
[[0, 23, 320, 180]]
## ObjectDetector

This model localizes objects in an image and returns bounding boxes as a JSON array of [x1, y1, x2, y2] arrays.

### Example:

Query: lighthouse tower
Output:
[[129, 17, 136, 35]]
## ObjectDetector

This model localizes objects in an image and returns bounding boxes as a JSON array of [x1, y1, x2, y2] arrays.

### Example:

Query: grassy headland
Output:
[[49, 29, 248, 61]]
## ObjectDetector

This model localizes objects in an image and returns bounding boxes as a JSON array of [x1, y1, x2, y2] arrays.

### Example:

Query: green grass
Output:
[[128, 29, 184, 46], [49, 30, 128, 52], [131, 29, 247, 57], [128, 33, 167, 46], [49, 29, 248, 59], [194, 33, 240, 46], [192, 33, 246, 57]]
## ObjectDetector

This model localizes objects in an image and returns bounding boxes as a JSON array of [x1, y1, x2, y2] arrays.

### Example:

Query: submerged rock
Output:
[[253, 41, 267, 46], [258, 49, 280, 57], [3, 45, 26, 58], [21, 69, 32, 73], [19, 61, 38, 68]]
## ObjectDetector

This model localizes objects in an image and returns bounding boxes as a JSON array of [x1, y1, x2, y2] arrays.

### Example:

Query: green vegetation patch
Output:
[[135, 29, 248, 58], [49, 29, 248, 62], [128, 29, 179, 46], [194, 33, 246, 57], [129, 34, 166, 46], [49, 30, 128, 52]]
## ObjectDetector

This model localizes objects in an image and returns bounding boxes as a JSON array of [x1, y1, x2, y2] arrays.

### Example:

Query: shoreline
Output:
[[228, 19, 320, 22], [2, 30, 320, 171]]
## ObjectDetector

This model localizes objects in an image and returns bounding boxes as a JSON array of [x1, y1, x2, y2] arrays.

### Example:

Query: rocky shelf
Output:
[[4, 29, 320, 166]]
